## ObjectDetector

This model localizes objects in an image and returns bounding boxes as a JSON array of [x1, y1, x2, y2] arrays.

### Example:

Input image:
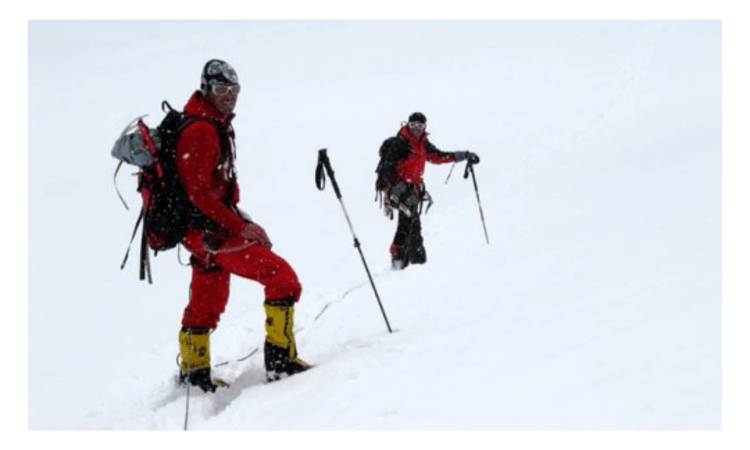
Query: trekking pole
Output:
[[444, 162, 456, 184], [463, 161, 490, 244], [315, 149, 393, 333]]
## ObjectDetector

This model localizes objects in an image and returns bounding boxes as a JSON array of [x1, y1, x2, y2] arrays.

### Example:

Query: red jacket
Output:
[[395, 126, 454, 185], [176, 91, 245, 236]]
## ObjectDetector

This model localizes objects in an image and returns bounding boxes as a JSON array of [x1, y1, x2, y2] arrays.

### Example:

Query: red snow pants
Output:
[[180, 228, 302, 329]]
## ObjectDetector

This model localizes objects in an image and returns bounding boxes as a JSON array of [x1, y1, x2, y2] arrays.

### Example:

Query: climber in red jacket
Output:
[[376, 112, 480, 270], [175, 59, 310, 391]]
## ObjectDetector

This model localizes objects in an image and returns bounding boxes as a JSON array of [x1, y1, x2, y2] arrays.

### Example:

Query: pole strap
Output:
[[315, 149, 342, 199]]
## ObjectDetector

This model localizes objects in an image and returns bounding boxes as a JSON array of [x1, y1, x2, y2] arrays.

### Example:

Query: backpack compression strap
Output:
[[137, 120, 162, 178]]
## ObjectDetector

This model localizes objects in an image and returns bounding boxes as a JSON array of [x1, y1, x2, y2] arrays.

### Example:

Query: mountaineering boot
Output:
[[390, 243, 408, 270], [264, 298, 311, 382], [408, 244, 427, 265], [178, 327, 228, 392]]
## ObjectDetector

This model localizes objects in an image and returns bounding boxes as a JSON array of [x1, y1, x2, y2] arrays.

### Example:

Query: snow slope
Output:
[[28, 20, 722, 432]]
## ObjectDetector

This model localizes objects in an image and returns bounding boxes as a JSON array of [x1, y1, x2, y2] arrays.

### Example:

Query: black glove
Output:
[[454, 151, 480, 164]]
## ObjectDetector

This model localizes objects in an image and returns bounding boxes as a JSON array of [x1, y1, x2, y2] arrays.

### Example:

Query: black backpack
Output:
[[375, 135, 402, 192], [112, 101, 231, 283]]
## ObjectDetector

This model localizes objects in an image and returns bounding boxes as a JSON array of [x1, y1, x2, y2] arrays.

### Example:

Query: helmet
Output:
[[408, 112, 427, 124], [200, 59, 239, 92]]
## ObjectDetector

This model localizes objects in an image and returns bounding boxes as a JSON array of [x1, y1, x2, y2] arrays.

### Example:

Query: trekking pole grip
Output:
[[316, 149, 342, 199], [463, 160, 473, 179]]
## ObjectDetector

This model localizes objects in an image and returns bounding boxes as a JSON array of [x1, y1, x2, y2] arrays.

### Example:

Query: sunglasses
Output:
[[212, 84, 241, 96], [408, 121, 426, 130]]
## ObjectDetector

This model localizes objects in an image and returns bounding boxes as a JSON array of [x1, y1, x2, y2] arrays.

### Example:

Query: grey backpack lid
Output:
[[111, 129, 158, 168]]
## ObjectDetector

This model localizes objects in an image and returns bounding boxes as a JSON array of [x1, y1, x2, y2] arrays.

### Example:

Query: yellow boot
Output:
[[178, 327, 227, 392], [264, 298, 311, 381]]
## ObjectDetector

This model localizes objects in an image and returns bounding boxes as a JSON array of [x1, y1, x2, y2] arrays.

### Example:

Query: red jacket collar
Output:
[[183, 91, 235, 125], [399, 126, 428, 145]]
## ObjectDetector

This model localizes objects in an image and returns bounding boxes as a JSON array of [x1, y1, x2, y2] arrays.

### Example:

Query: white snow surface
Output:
[[28, 21, 721, 431]]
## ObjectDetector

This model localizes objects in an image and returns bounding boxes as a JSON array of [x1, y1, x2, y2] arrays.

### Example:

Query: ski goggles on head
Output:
[[408, 121, 426, 130], [211, 84, 241, 96]]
